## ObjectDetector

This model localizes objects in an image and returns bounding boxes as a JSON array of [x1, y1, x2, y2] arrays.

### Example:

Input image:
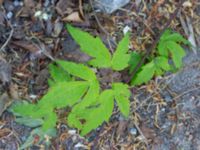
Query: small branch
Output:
[[126, 0, 185, 83], [88, 0, 109, 35], [134, 122, 149, 148], [0, 26, 14, 52]]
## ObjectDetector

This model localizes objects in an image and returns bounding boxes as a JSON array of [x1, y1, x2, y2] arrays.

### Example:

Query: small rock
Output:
[[164, 95, 173, 102], [129, 127, 137, 135], [74, 143, 88, 149], [68, 130, 76, 135], [94, 0, 130, 14], [13, 0, 23, 7], [6, 12, 13, 19]]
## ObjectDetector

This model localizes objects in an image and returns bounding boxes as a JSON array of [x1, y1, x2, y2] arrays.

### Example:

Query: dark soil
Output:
[[0, 0, 200, 150]]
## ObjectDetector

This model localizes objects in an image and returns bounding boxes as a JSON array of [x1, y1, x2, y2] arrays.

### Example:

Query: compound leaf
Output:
[[111, 33, 131, 71], [66, 24, 111, 68], [67, 80, 100, 129], [80, 90, 114, 135]]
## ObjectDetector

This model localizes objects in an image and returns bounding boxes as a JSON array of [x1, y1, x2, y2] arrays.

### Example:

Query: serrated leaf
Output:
[[112, 83, 130, 117], [158, 30, 189, 57], [48, 63, 71, 86], [11, 102, 37, 117], [154, 56, 171, 71], [161, 29, 190, 45], [163, 33, 190, 44], [66, 24, 111, 68], [15, 117, 44, 128], [56, 60, 96, 81], [71, 80, 100, 112], [67, 80, 100, 129], [166, 41, 186, 68], [129, 52, 142, 73], [38, 81, 89, 109], [131, 61, 156, 85], [80, 90, 114, 135], [111, 33, 131, 71]]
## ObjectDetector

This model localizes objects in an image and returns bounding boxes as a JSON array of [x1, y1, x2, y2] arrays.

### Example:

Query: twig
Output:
[[0, 26, 14, 52], [134, 122, 149, 148], [126, 0, 185, 83], [172, 86, 200, 101], [88, 0, 109, 35]]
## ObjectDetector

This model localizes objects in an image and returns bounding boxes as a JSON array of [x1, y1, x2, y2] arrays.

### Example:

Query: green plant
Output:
[[130, 29, 190, 85], [10, 25, 189, 145], [11, 24, 132, 137]]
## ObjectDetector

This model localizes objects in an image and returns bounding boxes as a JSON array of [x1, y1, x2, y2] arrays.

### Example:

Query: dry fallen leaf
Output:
[[140, 124, 156, 140], [0, 128, 11, 138], [117, 120, 128, 136], [11, 41, 39, 53], [62, 12, 84, 23]]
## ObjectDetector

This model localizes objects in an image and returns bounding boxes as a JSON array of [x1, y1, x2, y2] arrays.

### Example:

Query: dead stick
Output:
[[126, 0, 185, 83]]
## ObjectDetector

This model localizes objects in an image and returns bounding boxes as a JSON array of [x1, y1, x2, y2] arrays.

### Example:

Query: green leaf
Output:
[[158, 30, 189, 57], [48, 63, 71, 86], [15, 117, 44, 128], [67, 80, 100, 129], [66, 24, 111, 68], [42, 113, 57, 130], [72, 80, 100, 110], [161, 30, 190, 45], [11, 102, 37, 117], [38, 81, 89, 109], [80, 90, 114, 135], [166, 41, 186, 68], [129, 52, 142, 73], [131, 61, 156, 85], [56, 60, 96, 81], [154, 56, 171, 71], [111, 33, 131, 71], [112, 83, 130, 117], [158, 41, 168, 57]]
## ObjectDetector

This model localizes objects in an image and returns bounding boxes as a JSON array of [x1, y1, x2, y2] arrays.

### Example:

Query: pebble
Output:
[[68, 130, 76, 135], [129, 127, 137, 135], [164, 95, 173, 102], [13, 0, 23, 7], [6, 12, 13, 19], [161, 107, 165, 112]]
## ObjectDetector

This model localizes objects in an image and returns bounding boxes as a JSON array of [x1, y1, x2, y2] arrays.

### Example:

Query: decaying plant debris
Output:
[[0, 0, 200, 149]]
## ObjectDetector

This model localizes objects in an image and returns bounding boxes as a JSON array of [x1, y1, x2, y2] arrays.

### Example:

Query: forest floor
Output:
[[0, 0, 200, 150]]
